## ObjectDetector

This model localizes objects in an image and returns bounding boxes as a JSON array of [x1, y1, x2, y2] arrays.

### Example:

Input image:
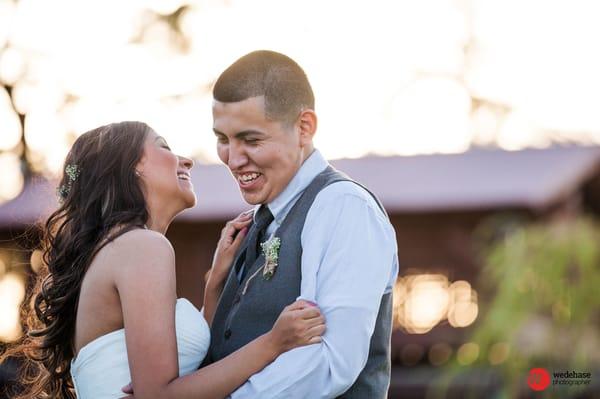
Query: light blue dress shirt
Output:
[[231, 150, 399, 398]]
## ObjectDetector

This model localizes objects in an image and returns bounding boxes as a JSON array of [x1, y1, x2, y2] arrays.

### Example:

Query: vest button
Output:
[[233, 294, 241, 304], [224, 329, 232, 339]]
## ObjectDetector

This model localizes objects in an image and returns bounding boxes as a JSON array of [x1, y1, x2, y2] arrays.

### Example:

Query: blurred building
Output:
[[1, 145, 599, 397]]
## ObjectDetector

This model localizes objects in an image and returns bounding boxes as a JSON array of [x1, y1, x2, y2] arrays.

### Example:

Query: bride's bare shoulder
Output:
[[98, 228, 175, 266], [112, 228, 172, 247], [101, 230, 178, 314]]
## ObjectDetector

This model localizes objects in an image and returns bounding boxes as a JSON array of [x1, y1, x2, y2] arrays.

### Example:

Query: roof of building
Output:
[[1, 145, 599, 228]]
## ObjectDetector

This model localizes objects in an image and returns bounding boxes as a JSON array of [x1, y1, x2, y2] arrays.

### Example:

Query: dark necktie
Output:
[[237, 205, 274, 281]]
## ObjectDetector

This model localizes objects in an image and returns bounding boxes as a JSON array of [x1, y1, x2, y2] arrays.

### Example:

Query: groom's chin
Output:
[[241, 195, 261, 206], [239, 190, 263, 206]]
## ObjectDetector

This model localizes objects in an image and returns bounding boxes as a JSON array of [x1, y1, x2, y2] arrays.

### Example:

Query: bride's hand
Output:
[[267, 300, 326, 354], [209, 211, 253, 284]]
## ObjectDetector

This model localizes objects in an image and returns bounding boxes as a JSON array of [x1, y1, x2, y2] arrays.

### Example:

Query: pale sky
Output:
[[1, 0, 600, 196]]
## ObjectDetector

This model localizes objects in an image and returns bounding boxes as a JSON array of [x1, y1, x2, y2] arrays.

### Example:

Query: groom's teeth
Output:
[[239, 173, 260, 183]]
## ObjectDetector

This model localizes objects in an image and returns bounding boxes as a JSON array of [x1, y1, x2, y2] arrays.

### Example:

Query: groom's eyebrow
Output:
[[213, 129, 265, 139]]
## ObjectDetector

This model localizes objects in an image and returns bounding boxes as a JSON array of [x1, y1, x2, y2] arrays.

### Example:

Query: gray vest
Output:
[[207, 166, 393, 398]]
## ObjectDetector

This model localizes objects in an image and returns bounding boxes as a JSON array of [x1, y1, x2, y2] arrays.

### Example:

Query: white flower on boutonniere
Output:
[[260, 236, 281, 280], [241, 235, 282, 295]]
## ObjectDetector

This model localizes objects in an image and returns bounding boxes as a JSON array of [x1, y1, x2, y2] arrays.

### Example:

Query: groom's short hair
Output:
[[213, 50, 315, 126]]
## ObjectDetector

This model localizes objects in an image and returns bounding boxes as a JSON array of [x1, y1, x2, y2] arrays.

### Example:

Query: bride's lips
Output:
[[177, 170, 193, 187]]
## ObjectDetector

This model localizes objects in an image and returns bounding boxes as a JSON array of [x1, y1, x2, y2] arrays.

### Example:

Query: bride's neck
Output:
[[145, 204, 176, 235], [145, 217, 171, 235]]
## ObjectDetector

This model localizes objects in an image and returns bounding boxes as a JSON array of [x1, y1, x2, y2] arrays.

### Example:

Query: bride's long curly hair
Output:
[[1, 121, 152, 398]]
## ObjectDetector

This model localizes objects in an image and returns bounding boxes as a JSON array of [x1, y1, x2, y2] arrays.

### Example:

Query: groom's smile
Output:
[[236, 171, 263, 190], [212, 96, 308, 205], [238, 172, 261, 184]]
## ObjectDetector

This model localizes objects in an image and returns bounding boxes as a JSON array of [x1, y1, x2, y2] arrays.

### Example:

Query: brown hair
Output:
[[1, 121, 151, 398], [213, 50, 315, 126]]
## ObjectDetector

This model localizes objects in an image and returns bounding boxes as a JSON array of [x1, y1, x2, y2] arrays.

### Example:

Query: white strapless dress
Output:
[[71, 298, 210, 398]]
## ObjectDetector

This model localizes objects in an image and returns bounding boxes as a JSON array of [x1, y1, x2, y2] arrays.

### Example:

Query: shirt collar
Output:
[[255, 149, 328, 224]]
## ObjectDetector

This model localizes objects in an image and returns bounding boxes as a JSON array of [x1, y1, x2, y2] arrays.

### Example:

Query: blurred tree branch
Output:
[[0, 0, 32, 186], [2, 82, 31, 181], [1, 31, 32, 184]]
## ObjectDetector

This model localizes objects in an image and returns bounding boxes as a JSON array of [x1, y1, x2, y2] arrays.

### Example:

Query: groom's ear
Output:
[[297, 109, 317, 147]]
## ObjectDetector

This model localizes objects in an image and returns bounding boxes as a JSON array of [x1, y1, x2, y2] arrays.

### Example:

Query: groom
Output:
[[206, 50, 399, 398]]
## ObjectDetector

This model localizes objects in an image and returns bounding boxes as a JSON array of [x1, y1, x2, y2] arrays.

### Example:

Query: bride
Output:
[[0, 121, 325, 398]]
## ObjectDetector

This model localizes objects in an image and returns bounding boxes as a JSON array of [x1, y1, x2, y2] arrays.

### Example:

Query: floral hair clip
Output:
[[65, 164, 80, 182], [57, 163, 80, 203]]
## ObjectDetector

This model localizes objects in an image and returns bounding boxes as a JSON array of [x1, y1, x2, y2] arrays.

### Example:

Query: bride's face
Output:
[[136, 129, 196, 211]]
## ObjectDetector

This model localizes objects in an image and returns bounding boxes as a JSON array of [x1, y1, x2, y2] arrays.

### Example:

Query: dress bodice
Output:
[[71, 298, 209, 398]]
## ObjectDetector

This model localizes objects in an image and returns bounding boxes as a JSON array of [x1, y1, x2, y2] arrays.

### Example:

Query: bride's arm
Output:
[[203, 212, 252, 326], [116, 228, 325, 399], [156, 300, 323, 399]]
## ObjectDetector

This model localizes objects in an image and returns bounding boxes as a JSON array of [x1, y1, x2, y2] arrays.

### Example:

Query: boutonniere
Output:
[[241, 235, 281, 295], [260, 236, 281, 280]]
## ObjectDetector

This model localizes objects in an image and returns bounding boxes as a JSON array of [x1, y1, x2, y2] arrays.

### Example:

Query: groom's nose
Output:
[[227, 142, 248, 170]]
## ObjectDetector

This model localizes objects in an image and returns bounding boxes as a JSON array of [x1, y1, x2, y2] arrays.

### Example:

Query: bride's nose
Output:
[[179, 155, 194, 169]]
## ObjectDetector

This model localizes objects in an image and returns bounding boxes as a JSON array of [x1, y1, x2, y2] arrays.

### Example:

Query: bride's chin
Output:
[[182, 192, 197, 209]]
